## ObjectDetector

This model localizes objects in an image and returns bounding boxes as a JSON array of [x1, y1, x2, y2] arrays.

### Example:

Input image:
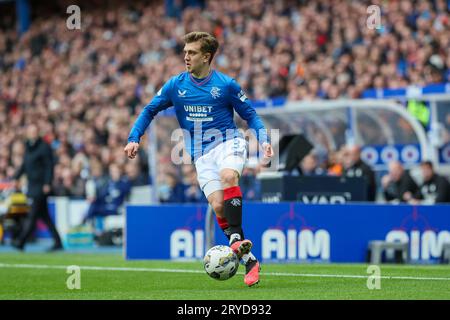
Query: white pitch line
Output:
[[0, 263, 449, 282], [262, 271, 450, 281]]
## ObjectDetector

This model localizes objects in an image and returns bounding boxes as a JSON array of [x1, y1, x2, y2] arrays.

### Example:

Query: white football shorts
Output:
[[194, 138, 248, 198]]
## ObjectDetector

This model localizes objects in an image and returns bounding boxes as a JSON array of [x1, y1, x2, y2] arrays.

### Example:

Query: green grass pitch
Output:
[[0, 253, 449, 300]]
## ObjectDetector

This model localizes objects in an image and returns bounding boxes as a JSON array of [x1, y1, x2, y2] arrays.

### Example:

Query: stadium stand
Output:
[[0, 0, 449, 204]]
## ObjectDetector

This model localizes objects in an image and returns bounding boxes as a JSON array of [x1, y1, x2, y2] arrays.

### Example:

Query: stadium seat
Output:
[[367, 241, 410, 264]]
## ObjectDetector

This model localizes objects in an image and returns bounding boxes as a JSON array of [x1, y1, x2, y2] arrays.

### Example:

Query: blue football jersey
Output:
[[128, 69, 269, 160]]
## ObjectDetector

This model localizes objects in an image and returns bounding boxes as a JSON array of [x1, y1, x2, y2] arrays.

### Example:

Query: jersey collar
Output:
[[189, 69, 214, 86]]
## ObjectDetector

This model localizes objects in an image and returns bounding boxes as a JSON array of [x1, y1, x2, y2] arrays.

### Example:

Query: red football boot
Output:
[[244, 259, 261, 287], [230, 239, 253, 260]]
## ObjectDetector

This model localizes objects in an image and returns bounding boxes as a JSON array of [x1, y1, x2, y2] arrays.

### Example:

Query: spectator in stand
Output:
[[52, 167, 76, 197], [291, 150, 326, 176], [342, 145, 376, 201], [125, 161, 149, 187], [412, 161, 450, 204], [82, 162, 131, 225], [240, 165, 262, 201], [381, 161, 420, 203], [84, 159, 107, 206], [159, 172, 186, 203], [327, 149, 343, 176], [183, 169, 206, 203], [0, 0, 449, 202]]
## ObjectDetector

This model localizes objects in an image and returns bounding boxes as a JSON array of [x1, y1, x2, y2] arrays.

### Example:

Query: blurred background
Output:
[[0, 0, 449, 261]]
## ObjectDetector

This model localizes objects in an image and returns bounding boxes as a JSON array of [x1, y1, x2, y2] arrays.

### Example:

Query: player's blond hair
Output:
[[183, 31, 219, 64]]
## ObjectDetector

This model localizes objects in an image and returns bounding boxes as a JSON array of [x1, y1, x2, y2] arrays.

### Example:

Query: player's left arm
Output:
[[228, 79, 273, 159]]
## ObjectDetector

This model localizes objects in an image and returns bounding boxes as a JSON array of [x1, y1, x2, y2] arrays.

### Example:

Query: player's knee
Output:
[[211, 200, 224, 215], [220, 171, 239, 187]]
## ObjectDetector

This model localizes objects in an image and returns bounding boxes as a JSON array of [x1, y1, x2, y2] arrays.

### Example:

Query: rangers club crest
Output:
[[210, 87, 221, 99], [230, 198, 241, 207]]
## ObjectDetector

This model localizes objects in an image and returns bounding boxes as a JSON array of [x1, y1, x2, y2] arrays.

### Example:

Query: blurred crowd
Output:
[[0, 0, 449, 206], [304, 145, 450, 203]]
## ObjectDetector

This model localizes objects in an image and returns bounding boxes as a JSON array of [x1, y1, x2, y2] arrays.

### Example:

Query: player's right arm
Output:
[[125, 79, 174, 159]]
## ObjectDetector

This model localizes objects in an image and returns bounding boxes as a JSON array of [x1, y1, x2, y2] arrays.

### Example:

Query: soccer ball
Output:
[[203, 245, 239, 281]]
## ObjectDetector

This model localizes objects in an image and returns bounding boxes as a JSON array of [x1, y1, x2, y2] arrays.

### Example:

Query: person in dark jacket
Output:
[[381, 161, 419, 203], [342, 145, 377, 201], [13, 124, 63, 251], [291, 151, 326, 176], [413, 161, 450, 204], [159, 172, 186, 203], [82, 163, 131, 225]]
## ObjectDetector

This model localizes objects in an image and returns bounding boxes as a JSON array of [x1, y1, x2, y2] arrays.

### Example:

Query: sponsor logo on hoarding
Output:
[[170, 207, 205, 259], [262, 193, 282, 203], [262, 229, 330, 260], [386, 206, 450, 261], [170, 229, 205, 259], [262, 204, 330, 261], [299, 193, 351, 204]]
